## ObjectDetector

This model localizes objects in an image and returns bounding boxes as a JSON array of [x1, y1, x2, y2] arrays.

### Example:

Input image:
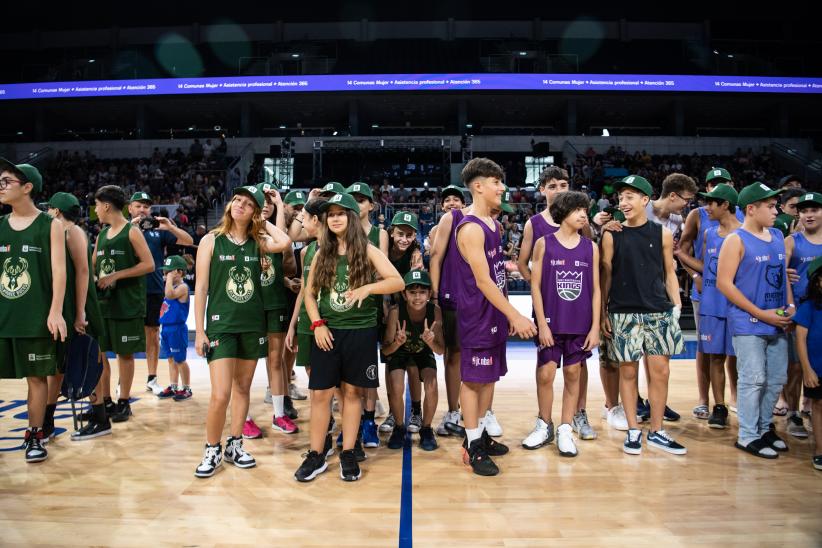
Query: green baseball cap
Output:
[[319, 192, 360, 213], [48, 191, 80, 212], [705, 167, 732, 184], [284, 190, 306, 206], [346, 182, 374, 201], [796, 191, 822, 210], [698, 183, 738, 206], [130, 191, 152, 203], [807, 255, 822, 281], [614, 175, 653, 197], [256, 181, 280, 194], [737, 182, 784, 208], [774, 213, 794, 237], [500, 185, 515, 214], [162, 255, 188, 271], [233, 185, 265, 209], [391, 211, 420, 232], [440, 185, 466, 203], [320, 182, 346, 196], [403, 269, 431, 288], [0, 158, 43, 193]]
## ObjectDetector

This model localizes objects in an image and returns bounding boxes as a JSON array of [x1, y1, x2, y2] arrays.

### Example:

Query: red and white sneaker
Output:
[[272, 415, 299, 434], [157, 386, 176, 399], [242, 418, 263, 439]]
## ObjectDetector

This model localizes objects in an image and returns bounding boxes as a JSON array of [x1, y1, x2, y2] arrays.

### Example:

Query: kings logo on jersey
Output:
[[556, 270, 583, 301]]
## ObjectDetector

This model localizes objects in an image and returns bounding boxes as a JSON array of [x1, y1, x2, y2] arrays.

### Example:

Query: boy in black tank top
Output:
[[600, 175, 686, 456]]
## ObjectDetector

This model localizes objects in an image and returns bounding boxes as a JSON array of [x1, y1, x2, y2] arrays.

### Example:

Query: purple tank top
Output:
[[455, 215, 508, 348], [439, 209, 465, 310], [531, 212, 559, 245], [539, 234, 594, 335]]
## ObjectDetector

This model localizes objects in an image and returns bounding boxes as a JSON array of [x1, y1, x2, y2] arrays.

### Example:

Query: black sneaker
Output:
[[388, 424, 406, 449], [761, 430, 788, 452], [813, 455, 822, 471], [322, 433, 335, 458], [353, 435, 367, 462], [707, 404, 729, 429], [662, 403, 681, 422], [295, 450, 328, 482], [339, 449, 362, 481], [482, 429, 509, 456], [80, 398, 114, 422], [110, 399, 132, 423], [284, 396, 298, 420], [623, 428, 642, 455], [194, 443, 223, 478], [465, 438, 499, 476], [419, 426, 438, 451], [71, 419, 112, 441], [41, 419, 55, 444], [24, 428, 48, 463], [647, 429, 687, 455]]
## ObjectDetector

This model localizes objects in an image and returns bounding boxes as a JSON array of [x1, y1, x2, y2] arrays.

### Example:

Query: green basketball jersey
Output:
[[317, 254, 376, 329], [95, 224, 146, 319], [260, 251, 285, 311], [397, 301, 436, 356], [0, 212, 55, 338], [206, 234, 265, 335], [64, 230, 106, 339], [368, 224, 381, 247], [63, 232, 76, 330], [297, 241, 318, 335]]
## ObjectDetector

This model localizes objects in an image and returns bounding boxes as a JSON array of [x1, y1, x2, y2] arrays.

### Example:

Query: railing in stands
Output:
[[771, 142, 822, 185]]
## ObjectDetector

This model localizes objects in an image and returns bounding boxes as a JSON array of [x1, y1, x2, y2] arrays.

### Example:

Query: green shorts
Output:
[[207, 332, 266, 363], [296, 332, 313, 367], [100, 317, 146, 355], [442, 308, 460, 352], [265, 308, 287, 334], [0, 337, 58, 379], [607, 310, 684, 363], [387, 351, 437, 381]]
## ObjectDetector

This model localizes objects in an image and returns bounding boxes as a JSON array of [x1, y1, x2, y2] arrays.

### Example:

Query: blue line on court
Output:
[[398, 384, 413, 548]]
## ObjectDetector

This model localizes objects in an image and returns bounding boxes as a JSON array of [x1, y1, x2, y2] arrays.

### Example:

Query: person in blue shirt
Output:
[[128, 192, 193, 395], [792, 255, 822, 471], [156, 255, 192, 401]]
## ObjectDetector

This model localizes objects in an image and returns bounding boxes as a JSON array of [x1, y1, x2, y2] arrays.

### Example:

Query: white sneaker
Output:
[[557, 423, 578, 457], [484, 410, 503, 437], [146, 378, 163, 396], [522, 417, 554, 450], [264, 386, 272, 404], [572, 409, 597, 440], [607, 404, 629, 431], [408, 412, 423, 433], [436, 410, 458, 436], [375, 400, 387, 418], [194, 443, 223, 478], [224, 437, 257, 468], [289, 383, 308, 401], [379, 413, 395, 433]]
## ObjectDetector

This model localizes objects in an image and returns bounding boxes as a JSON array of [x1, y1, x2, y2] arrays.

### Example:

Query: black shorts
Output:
[[145, 293, 164, 327], [387, 351, 436, 380], [309, 327, 379, 390], [442, 308, 460, 352], [805, 384, 822, 400], [285, 285, 298, 320]]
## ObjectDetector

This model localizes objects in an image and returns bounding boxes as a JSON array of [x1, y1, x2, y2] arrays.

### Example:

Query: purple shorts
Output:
[[536, 333, 592, 368], [698, 315, 735, 357], [461, 343, 508, 384]]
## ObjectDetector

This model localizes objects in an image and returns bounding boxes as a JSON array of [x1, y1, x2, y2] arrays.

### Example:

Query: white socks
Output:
[[273, 395, 285, 418]]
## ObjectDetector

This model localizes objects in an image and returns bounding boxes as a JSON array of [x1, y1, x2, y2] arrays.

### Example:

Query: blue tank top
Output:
[[691, 207, 745, 302], [438, 208, 465, 310], [789, 232, 822, 303], [727, 228, 786, 336], [159, 285, 190, 325], [700, 226, 730, 318], [454, 215, 508, 349]]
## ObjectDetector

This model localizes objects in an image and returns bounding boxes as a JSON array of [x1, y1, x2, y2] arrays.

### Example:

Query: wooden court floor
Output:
[[1, 343, 821, 547]]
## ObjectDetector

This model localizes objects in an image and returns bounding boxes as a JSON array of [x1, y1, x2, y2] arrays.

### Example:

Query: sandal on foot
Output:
[[735, 439, 778, 459]]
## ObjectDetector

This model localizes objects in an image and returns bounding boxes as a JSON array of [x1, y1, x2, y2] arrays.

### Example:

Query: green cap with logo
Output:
[[705, 167, 732, 184], [320, 182, 346, 196], [320, 192, 360, 213], [48, 191, 80, 212], [614, 175, 653, 197], [440, 185, 466, 203], [773, 213, 794, 237], [284, 190, 306, 206], [162, 255, 188, 272], [130, 191, 152, 203], [796, 191, 822, 210], [403, 269, 431, 288], [0, 158, 43, 193], [807, 255, 822, 281], [737, 182, 784, 209], [233, 185, 265, 209], [256, 181, 280, 194], [391, 211, 420, 232], [698, 183, 738, 206], [500, 185, 515, 214], [346, 182, 374, 202]]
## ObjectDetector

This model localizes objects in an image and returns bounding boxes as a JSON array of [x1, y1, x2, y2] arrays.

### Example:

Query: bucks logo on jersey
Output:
[[327, 266, 353, 313], [260, 256, 276, 287], [226, 265, 254, 303], [99, 257, 116, 278], [0, 256, 31, 299], [556, 270, 583, 301]]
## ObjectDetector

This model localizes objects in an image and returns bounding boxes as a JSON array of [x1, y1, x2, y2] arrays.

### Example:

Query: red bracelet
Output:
[[310, 319, 327, 331]]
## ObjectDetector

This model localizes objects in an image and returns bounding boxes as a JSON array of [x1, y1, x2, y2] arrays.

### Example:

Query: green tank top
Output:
[[84, 249, 106, 338], [206, 234, 265, 335], [95, 223, 146, 319], [0, 212, 54, 338], [297, 241, 318, 335], [260, 251, 285, 311], [63, 232, 76, 330], [64, 229, 106, 339], [396, 301, 435, 356], [317, 254, 376, 329], [368, 225, 381, 247]]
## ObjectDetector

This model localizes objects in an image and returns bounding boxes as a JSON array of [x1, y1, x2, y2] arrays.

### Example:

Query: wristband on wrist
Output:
[[310, 319, 327, 331]]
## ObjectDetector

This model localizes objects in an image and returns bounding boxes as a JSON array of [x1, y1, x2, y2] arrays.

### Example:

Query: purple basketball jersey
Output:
[[438, 208, 465, 310], [455, 215, 508, 349], [539, 233, 594, 335], [531, 212, 559, 245]]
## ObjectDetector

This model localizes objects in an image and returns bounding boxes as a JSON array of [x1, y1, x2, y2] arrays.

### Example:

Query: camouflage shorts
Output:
[[607, 310, 684, 363]]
